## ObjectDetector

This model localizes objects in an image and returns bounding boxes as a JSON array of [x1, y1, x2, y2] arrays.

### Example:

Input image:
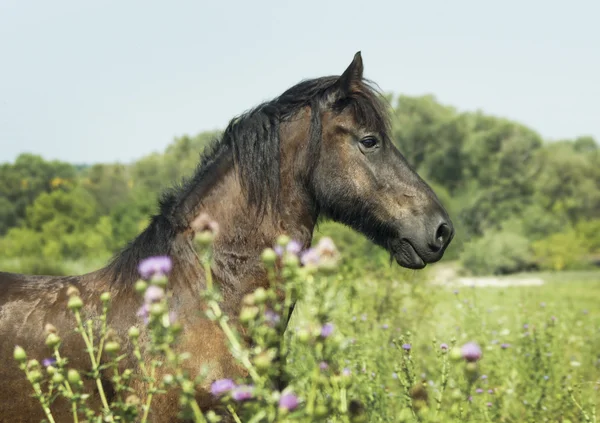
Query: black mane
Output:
[[103, 75, 390, 285]]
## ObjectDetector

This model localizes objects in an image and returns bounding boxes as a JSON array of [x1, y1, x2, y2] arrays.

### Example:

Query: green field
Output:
[[287, 260, 600, 422]]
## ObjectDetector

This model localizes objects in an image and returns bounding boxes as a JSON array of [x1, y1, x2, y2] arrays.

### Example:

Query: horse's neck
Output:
[[191, 167, 316, 315]]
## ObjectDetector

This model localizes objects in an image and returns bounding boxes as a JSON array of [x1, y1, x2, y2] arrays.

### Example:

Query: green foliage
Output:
[[460, 230, 534, 275], [14, 237, 600, 422], [532, 231, 590, 271], [1, 95, 599, 275]]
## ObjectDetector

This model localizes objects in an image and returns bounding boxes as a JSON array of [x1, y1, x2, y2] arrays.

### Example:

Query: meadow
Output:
[[10, 221, 600, 422]]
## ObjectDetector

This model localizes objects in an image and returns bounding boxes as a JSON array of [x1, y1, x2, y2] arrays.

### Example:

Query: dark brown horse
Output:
[[0, 52, 453, 422]]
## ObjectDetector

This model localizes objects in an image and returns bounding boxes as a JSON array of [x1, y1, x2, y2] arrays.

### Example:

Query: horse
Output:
[[0, 52, 454, 422]]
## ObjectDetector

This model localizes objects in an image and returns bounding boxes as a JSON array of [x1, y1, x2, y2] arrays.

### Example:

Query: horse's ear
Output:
[[336, 51, 364, 94]]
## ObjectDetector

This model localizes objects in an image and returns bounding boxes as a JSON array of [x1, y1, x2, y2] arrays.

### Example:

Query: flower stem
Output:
[[73, 310, 112, 417]]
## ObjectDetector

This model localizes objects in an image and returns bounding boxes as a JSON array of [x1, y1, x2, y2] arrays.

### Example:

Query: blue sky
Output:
[[1, 0, 598, 164]]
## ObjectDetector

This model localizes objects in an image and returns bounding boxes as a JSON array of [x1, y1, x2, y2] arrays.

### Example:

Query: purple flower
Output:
[[42, 358, 56, 367], [501, 343, 511, 349], [279, 393, 299, 411], [486, 402, 492, 407], [138, 256, 172, 280], [476, 388, 484, 394], [481, 375, 488, 380], [488, 389, 494, 394], [274, 245, 284, 257], [523, 323, 529, 329], [144, 285, 165, 304], [211, 379, 236, 396], [319, 361, 329, 370], [402, 343, 411, 351], [316, 237, 337, 256], [320, 322, 334, 338], [382, 324, 389, 329], [286, 240, 303, 256], [461, 342, 482, 362], [169, 311, 177, 324], [342, 368, 351, 377], [300, 248, 320, 266], [137, 304, 150, 324], [264, 309, 281, 326], [231, 385, 254, 401], [440, 343, 448, 350]]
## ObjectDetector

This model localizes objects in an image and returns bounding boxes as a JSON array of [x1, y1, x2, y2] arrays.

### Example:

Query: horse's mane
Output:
[[103, 75, 389, 286]]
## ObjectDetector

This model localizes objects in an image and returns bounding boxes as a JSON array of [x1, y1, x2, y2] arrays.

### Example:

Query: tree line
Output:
[[1, 95, 598, 275]]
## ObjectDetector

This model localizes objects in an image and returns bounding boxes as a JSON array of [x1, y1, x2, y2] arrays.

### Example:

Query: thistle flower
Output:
[[501, 343, 511, 349], [42, 358, 56, 367], [476, 388, 484, 394], [461, 342, 482, 362], [286, 240, 302, 256], [402, 343, 411, 351], [319, 361, 329, 370], [440, 343, 449, 350], [210, 379, 235, 396], [231, 385, 254, 401], [320, 322, 334, 338], [144, 285, 165, 304], [279, 393, 299, 411], [137, 304, 150, 324], [138, 256, 172, 280], [191, 213, 219, 239]]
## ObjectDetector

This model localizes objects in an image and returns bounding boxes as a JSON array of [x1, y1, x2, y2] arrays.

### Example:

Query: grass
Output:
[[289, 266, 600, 422], [4, 251, 599, 421]]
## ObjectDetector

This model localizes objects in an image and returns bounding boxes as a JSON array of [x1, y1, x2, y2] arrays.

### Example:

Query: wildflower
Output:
[[42, 358, 56, 367], [440, 343, 449, 350], [543, 375, 549, 381], [342, 368, 352, 377], [264, 309, 281, 326], [320, 322, 334, 338], [501, 343, 511, 349], [488, 389, 494, 394], [319, 361, 329, 370], [136, 304, 150, 324], [392, 372, 398, 379], [231, 385, 254, 401], [476, 388, 484, 394], [279, 393, 299, 411], [461, 342, 482, 362], [300, 248, 320, 266], [13, 346, 27, 362], [382, 324, 389, 329], [486, 402, 492, 407], [286, 240, 302, 256], [144, 285, 165, 304], [138, 256, 172, 280], [191, 213, 219, 245], [481, 375, 488, 380], [402, 343, 411, 351], [453, 290, 459, 295], [210, 379, 235, 396], [523, 323, 529, 329]]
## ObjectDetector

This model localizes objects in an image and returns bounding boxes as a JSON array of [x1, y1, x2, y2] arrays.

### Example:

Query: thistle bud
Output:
[[67, 296, 83, 311], [13, 346, 27, 362], [45, 333, 61, 348]]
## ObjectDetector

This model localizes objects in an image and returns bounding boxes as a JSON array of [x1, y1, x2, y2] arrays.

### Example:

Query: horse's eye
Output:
[[360, 137, 378, 149]]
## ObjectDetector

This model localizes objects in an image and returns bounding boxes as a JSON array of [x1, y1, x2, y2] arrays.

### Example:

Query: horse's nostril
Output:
[[436, 223, 451, 243], [430, 222, 452, 252]]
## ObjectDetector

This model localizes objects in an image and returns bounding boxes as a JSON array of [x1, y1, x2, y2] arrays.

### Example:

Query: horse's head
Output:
[[309, 52, 454, 269]]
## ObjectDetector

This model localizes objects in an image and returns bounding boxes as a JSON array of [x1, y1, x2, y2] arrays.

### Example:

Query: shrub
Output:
[[460, 230, 534, 275]]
